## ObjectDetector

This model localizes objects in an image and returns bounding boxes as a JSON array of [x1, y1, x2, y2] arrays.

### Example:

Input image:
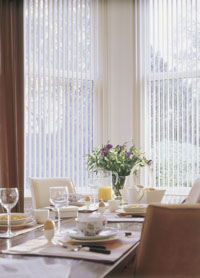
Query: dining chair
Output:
[[184, 177, 200, 204], [134, 203, 200, 277], [29, 177, 75, 209]]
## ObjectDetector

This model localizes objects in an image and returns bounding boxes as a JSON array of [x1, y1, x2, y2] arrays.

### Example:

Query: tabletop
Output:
[[0, 217, 142, 278]]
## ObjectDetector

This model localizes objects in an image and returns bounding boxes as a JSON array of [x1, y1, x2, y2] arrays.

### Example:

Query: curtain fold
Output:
[[0, 0, 24, 212]]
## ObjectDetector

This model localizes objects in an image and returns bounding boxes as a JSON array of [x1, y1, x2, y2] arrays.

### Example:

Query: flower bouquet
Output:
[[87, 142, 152, 196]]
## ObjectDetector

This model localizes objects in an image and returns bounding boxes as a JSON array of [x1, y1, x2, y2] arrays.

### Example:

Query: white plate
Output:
[[0, 213, 32, 225], [68, 201, 85, 207], [67, 227, 117, 240], [64, 231, 124, 243], [0, 218, 34, 228], [122, 204, 148, 213], [116, 208, 146, 216]]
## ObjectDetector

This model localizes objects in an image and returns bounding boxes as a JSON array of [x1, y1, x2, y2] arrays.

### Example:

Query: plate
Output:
[[0, 213, 32, 225], [68, 201, 85, 207], [67, 227, 117, 240], [63, 231, 124, 243], [0, 217, 34, 228], [122, 204, 148, 213], [116, 208, 146, 216]]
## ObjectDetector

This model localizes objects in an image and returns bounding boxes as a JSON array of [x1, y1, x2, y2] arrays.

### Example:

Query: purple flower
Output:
[[116, 145, 123, 152], [147, 159, 152, 166], [106, 144, 113, 149], [103, 150, 109, 156], [125, 151, 131, 158]]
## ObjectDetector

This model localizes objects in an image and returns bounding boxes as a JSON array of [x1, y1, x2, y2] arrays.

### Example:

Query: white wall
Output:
[[99, 0, 139, 147]]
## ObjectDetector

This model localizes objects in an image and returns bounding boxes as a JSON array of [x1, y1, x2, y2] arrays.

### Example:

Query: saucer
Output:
[[64, 230, 124, 243], [122, 204, 148, 213], [69, 201, 85, 207], [67, 227, 117, 240], [116, 208, 146, 216]]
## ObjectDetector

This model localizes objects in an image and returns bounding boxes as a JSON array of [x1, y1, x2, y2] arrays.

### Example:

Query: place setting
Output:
[[1, 209, 141, 264], [61, 215, 124, 244], [0, 188, 39, 239]]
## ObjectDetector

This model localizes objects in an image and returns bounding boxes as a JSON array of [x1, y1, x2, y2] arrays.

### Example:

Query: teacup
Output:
[[68, 193, 82, 203], [108, 200, 120, 212], [76, 216, 107, 236]]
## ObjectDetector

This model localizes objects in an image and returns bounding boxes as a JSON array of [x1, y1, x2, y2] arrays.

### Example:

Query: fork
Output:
[[57, 241, 111, 254]]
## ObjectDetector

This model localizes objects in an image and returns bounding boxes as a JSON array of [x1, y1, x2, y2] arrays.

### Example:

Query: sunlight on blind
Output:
[[24, 0, 98, 195], [139, 0, 200, 193]]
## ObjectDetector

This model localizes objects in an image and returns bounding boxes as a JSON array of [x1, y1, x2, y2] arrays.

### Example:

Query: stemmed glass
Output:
[[0, 188, 19, 237], [49, 186, 68, 235]]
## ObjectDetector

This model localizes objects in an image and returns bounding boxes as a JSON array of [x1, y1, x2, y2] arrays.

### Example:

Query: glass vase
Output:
[[112, 175, 127, 197]]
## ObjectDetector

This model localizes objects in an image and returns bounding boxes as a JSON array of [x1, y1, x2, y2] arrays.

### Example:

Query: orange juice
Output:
[[98, 187, 112, 201]]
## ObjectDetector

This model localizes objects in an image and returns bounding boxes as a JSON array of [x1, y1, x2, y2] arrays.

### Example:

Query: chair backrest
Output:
[[134, 204, 200, 277], [29, 177, 75, 209], [185, 177, 200, 204]]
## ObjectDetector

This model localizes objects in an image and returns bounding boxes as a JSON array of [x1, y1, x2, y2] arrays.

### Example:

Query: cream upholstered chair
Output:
[[134, 204, 200, 277], [185, 177, 200, 204], [29, 177, 75, 209]]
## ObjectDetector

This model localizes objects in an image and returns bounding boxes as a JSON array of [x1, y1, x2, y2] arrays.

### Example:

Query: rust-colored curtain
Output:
[[0, 0, 24, 212]]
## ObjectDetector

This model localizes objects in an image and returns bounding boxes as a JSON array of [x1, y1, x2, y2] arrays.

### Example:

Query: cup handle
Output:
[[138, 188, 144, 201]]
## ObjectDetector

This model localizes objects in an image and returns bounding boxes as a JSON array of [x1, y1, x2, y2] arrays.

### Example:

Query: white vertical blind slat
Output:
[[85, 0, 88, 187], [185, 0, 189, 186], [38, 0, 41, 177], [76, 0, 79, 186], [175, 0, 180, 189], [52, 0, 56, 177], [43, 0, 47, 177], [33, 0, 36, 177], [80, 0, 84, 188], [57, 0, 61, 176], [48, 0, 52, 177], [62, 0, 65, 177], [71, 0, 74, 181], [196, 0, 199, 176], [181, 0, 184, 188]]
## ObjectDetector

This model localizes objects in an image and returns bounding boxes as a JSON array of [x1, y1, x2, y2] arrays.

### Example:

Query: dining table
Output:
[[0, 209, 143, 278]]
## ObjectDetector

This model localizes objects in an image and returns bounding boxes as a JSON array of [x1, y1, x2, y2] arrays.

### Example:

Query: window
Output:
[[24, 0, 98, 195], [142, 0, 200, 193]]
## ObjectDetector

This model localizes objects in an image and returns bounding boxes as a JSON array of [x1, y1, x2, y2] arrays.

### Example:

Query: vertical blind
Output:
[[139, 0, 200, 193], [24, 0, 98, 195]]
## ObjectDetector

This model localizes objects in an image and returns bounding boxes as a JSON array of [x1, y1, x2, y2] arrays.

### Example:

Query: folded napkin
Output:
[[57, 206, 78, 219]]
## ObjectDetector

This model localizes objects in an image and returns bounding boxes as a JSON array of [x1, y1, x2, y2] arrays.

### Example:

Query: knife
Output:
[[81, 244, 107, 249], [81, 246, 111, 254]]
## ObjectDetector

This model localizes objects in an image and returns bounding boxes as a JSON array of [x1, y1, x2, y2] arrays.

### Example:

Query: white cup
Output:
[[127, 186, 144, 204], [76, 216, 107, 236], [34, 209, 49, 224], [108, 200, 120, 212]]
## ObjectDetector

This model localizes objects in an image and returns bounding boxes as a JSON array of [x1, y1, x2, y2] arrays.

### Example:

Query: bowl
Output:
[[68, 193, 82, 203], [75, 216, 107, 236], [141, 189, 166, 204]]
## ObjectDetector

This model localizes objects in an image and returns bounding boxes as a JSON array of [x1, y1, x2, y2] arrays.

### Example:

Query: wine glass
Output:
[[49, 186, 68, 235], [0, 188, 19, 237]]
